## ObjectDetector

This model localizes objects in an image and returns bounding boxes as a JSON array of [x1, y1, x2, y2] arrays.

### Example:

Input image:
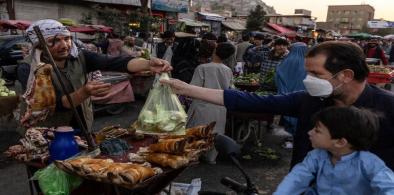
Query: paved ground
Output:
[[0, 97, 291, 195]]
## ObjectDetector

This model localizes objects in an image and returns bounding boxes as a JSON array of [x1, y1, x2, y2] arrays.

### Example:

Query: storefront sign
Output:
[[152, 0, 188, 13], [368, 20, 389, 29]]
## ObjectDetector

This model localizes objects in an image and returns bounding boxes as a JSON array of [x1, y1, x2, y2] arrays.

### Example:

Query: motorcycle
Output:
[[198, 134, 259, 195]]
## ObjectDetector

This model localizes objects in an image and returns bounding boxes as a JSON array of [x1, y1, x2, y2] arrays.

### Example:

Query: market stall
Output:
[[0, 78, 18, 116], [3, 26, 216, 195], [6, 123, 215, 194], [0, 19, 31, 31], [230, 73, 275, 145], [367, 63, 394, 90]]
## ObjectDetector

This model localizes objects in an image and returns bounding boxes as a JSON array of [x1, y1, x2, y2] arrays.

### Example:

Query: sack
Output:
[[32, 164, 82, 195], [136, 73, 187, 134]]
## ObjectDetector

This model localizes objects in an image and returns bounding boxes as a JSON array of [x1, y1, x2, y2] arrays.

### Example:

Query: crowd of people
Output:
[[13, 18, 394, 194]]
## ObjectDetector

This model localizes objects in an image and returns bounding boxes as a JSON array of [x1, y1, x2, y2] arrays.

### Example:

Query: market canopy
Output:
[[266, 23, 297, 37], [68, 24, 113, 34], [178, 18, 209, 27], [221, 21, 246, 31], [346, 32, 372, 39], [0, 20, 31, 31], [384, 34, 394, 40], [198, 12, 225, 22]]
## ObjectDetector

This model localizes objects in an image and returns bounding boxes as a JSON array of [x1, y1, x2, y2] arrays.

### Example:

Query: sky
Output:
[[262, 0, 394, 22]]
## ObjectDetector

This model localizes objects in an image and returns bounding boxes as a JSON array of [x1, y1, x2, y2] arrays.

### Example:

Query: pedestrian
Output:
[[121, 35, 143, 57], [217, 34, 236, 70], [160, 41, 394, 171], [245, 36, 289, 84], [106, 34, 123, 56], [274, 107, 394, 195], [235, 33, 253, 73], [275, 42, 308, 144], [198, 32, 217, 64], [18, 19, 172, 130], [243, 33, 266, 73], [389, 40, 394, 65], [153, 31, 177, 63], [187, 42, 235, 164], [364, 39, 388, 65]]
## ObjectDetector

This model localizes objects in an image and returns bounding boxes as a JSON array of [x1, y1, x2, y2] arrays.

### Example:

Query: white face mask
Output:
[[303, 75, 333, 97]]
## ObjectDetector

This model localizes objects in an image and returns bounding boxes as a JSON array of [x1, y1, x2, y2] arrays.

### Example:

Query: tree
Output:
[[246, 5, 266, 31], [139, 0, 150, 36]]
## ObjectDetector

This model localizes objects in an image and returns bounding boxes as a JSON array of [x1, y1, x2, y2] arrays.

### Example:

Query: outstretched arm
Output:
[[127, 57, 172, 73], [160, 79, 224, 106]]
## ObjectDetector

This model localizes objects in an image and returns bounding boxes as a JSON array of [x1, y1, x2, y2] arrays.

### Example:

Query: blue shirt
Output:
[[223, 85, 394, 170], [274, 149, 394, 195]]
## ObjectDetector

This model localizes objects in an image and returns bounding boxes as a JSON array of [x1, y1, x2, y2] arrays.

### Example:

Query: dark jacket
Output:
[[223, 85, 394, 171]]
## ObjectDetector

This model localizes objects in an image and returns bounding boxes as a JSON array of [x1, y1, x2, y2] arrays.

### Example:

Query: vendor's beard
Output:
[[329, 84, 345, 100]]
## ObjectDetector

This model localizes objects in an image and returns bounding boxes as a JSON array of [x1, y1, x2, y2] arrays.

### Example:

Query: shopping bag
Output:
[[31, 164, 82, 195], [136, 73, 187, 134]]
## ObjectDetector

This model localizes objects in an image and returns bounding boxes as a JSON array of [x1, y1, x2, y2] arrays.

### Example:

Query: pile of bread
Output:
[[142, 122, 216, 169], [55, 122, 216, 187]]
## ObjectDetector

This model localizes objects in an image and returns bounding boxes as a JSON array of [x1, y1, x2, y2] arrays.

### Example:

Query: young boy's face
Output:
[[308, 121, 336, 149]]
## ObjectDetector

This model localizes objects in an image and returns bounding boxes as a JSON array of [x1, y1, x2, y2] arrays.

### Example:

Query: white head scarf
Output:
[[23, 19, 79, 104], [26, 19, 78, 57]]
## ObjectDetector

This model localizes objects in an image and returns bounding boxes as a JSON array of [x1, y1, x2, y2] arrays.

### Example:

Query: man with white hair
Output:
[[18, 19, 172, 131]]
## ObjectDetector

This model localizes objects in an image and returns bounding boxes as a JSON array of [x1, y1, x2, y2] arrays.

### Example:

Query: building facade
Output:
[[265, 9, 315, 36], [326, 4, 374, 35]]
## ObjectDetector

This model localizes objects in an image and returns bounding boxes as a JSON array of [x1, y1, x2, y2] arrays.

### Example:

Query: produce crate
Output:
[[367, 71, 394, 84], [235, 83, 260, 92]]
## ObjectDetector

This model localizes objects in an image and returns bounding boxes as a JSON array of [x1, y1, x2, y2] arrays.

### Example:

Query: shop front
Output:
[[151, 0, 189, 32], [221, 20, 246, 41], [197, 12, 225, 36]]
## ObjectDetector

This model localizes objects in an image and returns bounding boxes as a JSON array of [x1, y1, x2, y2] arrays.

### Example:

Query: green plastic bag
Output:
[[136, 73, 187, 134], [32, 164, 82, 195]]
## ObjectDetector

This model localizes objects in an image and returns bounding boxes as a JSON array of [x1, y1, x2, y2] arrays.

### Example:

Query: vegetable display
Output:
[[234, 73, 260, 85], [0, 79, 16, 97]]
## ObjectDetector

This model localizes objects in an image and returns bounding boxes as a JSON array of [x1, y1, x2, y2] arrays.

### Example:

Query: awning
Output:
[[68, 24, 113, 34], [178, 18, 209, 27], [0, 20, 31, 31], [262, 27, 278, 34], [198, 12, 225, 22], [266, 23, 295, 34], [222, 21, 246, 31]]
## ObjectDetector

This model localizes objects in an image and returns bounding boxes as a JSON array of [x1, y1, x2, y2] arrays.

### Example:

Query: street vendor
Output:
[[18, 19, 172, 131], [161, 41, 394, 171]]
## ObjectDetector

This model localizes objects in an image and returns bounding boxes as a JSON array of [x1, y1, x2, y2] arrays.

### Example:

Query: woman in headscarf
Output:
[[274, 42, 308, 142]]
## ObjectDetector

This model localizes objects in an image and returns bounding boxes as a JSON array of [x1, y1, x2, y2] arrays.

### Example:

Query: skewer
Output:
[[33, 26, 96, 150]]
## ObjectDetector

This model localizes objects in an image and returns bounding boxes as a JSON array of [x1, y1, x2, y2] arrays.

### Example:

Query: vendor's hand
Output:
[[149, 57, 173, 73], [82, 81, 111, 97], [160, 78, 190, 96]]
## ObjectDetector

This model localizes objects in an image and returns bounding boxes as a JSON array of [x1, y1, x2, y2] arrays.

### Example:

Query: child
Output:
[[274, 107, 394, 195], [187, 42, 235, 163]]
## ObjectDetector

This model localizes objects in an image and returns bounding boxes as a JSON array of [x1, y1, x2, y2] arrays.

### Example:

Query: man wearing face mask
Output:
[[160, 41, 394, 171]]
